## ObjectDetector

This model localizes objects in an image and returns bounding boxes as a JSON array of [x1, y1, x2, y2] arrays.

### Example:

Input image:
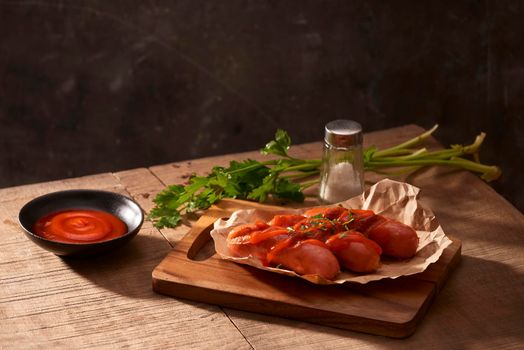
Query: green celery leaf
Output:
[[152, 184, 184, 205], [274, 178, 304, 202], [186, 187, 215, 213], [149, 206, 181, 228], [261, 129, 292, 157], [226, 159, 270, 198], [247, 174, 276, 202]]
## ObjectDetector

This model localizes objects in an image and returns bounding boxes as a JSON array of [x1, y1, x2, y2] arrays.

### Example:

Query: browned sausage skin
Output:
[[364, 219, 419, 258], [325, 232, 382, 273], [268, 239, 340, 280], [226, 206, 419, 280]]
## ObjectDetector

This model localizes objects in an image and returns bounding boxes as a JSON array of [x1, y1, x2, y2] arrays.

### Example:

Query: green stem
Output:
[[300, 179, 320, 190], [226, 159, 321, 176], [284, 170, 320, 179], [225, 160, 277, 175], [419, 149, 463, 159], [374, 148, 429, 161], [372, 124, 439, 158], [374, 148, 461, 162], [369, 166, 423, 176], [280, 162, 321, 173], [366, 157, 501, 181], [463, 132, 486, 154]]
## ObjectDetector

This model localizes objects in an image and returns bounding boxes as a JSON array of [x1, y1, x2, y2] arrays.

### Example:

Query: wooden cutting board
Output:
[[152, 199, 461, 338]]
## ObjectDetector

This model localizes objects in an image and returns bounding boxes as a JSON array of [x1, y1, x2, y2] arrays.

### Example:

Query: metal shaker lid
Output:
[[324, 120, 363, 148]]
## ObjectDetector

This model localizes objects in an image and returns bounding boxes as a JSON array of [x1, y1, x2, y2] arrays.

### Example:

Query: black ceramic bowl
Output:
[[18, 189, 144, 256]]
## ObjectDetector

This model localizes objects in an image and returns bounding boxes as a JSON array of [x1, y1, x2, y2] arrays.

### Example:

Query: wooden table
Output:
[[1, 125, 523, 349]]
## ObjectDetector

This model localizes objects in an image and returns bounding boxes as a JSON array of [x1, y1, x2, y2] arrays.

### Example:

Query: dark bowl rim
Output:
[[18, 189, 144, 246]]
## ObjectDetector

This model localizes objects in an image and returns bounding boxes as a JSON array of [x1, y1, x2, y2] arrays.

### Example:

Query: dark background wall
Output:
[[1, 1, 523, 212]]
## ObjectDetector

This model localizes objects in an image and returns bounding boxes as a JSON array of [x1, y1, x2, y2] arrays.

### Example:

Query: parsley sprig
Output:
[[149, 129, 320, 228], [149, 126, 500, 228]]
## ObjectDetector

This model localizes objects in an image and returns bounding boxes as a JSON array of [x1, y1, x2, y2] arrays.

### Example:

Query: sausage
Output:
[[227, 223, 287, 263], [344, 209, 384, 233], [268, 239, 340, 280], [227, 221, 269, 240], [292, 217, 336, 242], [365, 219, 419, 258], [325, 232, 382, 273], [226, 205, 419, 280], [268, 214, 306, 227], [341, 209, 419, 259], [303, 206, 346, 220]]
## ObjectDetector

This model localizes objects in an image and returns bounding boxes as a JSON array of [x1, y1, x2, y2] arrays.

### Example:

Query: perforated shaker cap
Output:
[[324, 120, 363, 148]]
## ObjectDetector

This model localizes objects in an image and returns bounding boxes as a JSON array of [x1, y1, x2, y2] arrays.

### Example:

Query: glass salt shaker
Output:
[[318, 120, 364, 203]]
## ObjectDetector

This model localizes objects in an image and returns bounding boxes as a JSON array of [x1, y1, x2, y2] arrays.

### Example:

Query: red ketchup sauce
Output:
[[33, 209, 127, 243]]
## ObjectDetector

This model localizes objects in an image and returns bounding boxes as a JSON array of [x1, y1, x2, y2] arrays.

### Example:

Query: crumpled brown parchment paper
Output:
[[210, 178, 452, 284]]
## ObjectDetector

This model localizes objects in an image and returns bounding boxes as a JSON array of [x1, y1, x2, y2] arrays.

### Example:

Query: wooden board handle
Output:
[[181, 199, 285, 258], [179, 207, 229, 259]]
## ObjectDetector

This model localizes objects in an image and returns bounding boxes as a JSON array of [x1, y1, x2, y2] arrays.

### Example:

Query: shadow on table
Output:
[[412, 254, 524, 346], [171, 254, 524, 347], [61, 232, 171, 300], [404, 168, 524, 248]]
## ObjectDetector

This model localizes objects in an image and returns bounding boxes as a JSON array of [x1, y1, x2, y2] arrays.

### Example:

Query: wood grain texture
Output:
[[0, 172, 250, 349], [148, 125, 431, 246], [152, 199, 461, 338], [0, 173, 121, 203], [1, 125, 523, 349], [150, 124, 524, 348]]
